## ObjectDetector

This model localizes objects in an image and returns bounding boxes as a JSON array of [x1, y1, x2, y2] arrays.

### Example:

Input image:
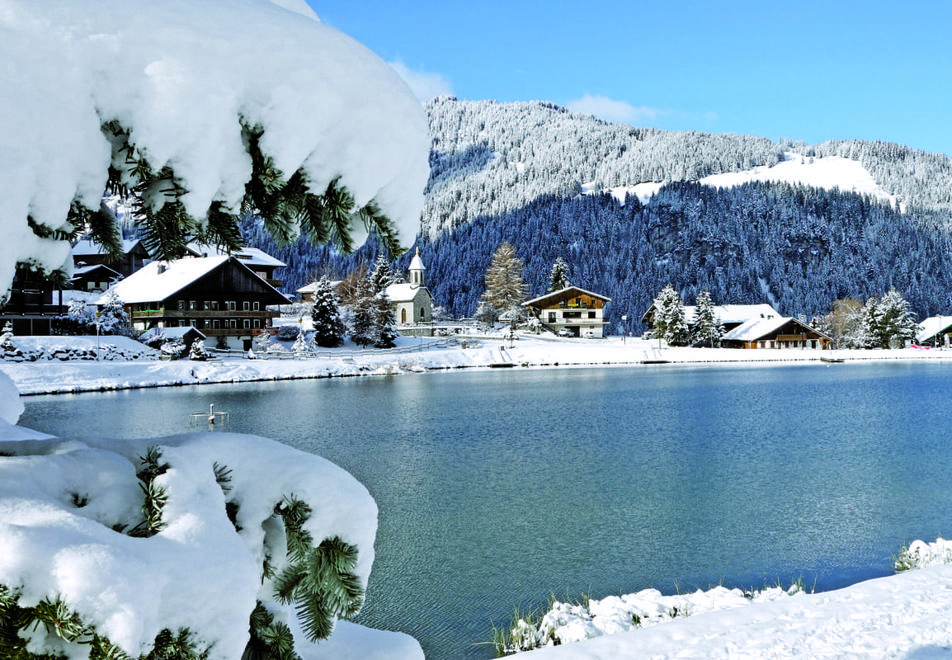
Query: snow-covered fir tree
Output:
[[373, 291, 398, 348], [310, 277, 345, 348], [369, 254, 395, 293], [478, 241, 528, 325], [864, 289, 918, 349], [348, 276, 378, 347], [97, 288, 130, 335], [692, 290, 723, 347], [652, 285, 690, 346], [548, 257, 570, 292]]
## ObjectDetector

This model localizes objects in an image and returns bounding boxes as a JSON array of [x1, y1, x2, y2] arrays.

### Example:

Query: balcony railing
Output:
[[131, 309, 277, 319]]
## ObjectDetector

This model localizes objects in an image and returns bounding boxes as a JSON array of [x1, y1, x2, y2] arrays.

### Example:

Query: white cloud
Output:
[[566, 94, 661, 125], [389, 61, 452, 102]]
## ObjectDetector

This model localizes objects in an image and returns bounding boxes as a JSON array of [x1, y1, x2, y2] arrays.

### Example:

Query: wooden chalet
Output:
[[72, 238, 150, 278], [185, 242, 285, 288], [0, 267, 66, 335], [721, 315, 832, 349], [101, 256, 290, 350], [523, 286, 611, 337], [71, 263, 122, 292]]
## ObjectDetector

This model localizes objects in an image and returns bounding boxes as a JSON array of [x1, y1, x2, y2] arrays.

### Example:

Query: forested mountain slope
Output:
[[251, 97, 952, 332]]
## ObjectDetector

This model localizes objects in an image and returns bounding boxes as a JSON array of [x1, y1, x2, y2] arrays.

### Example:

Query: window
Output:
[[177, 300, 185, 310], [548, 313, 556, 323], [227, 301, 236, 311], [243, 319, 250, 329], [189, 300, 196, 310], [204, 301, 211, 311], [588, 311, 596, 319], [210, 301, 219, 311], [253, 320, 260, 329], [212, 320, 220, 329], [242, 301, 250, 311], [252, 301, 259, 311]]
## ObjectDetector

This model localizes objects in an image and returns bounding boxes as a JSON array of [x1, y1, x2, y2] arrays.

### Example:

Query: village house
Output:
[[523, 286, 611, 337], [72, 237, 150, 278], [720, 315, 832, 349], [184, 243, 286, 288], [70, 263, 122, 292], [0, 267, 66, 335], [385, 248, 433, 330], [101, 256, 290, 350], [641, 302, 781, 333], [917, 316, 952, 347]]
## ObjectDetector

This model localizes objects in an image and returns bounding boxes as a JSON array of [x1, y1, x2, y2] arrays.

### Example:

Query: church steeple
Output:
[[408, 247, 426, 287]]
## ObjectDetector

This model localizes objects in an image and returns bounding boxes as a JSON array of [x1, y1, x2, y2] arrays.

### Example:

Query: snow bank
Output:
[[511, 564, 952, 659], [0, 0, 429, 297], [0, 427, 421, 658]]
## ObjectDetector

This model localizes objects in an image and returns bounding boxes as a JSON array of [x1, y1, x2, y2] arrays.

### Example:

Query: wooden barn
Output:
[[721, 315, 832, 349]]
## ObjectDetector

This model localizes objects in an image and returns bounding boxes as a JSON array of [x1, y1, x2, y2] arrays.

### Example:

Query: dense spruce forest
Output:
[[246, 97, 952, 334]]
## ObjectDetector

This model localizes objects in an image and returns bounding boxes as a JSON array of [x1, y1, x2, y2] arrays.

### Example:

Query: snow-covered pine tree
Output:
[[310, 277, 346, 348], [373, 291, 398, 348], [548, 257, 570, 292], [693, 289, 723, 347], [97, 289, 130, 335], [478, 241, 527, 326], [369, 254, 394, 293], [348, 275, 377, 347], [652, 284, 690, 346], [866, 288, 918, 348]]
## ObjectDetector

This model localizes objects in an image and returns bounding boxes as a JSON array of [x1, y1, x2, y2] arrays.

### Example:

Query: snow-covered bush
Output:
[[160, 339, 187, 360], [0, 431, 380, 659], [189, 340, 210, 361], [894, 538, 952, 571]]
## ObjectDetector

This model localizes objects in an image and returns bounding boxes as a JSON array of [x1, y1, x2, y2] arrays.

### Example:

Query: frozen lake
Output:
[[19, 362, 952, 659]]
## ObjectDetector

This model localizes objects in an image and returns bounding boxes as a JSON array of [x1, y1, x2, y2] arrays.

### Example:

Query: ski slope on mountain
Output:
[[598, 153, 898, 206]]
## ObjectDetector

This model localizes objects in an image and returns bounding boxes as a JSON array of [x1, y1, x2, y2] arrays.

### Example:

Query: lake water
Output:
[[17, 362, 952, 658]]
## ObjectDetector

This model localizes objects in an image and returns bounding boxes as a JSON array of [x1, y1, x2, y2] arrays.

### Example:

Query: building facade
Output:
[[523, 286, 611, 338]]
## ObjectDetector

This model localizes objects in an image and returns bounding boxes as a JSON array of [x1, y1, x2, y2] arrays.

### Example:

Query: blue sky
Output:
[[309, 1, 952, 156]]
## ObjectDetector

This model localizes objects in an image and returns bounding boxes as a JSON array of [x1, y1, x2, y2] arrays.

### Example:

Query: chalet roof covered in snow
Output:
[[641, 302, 780, 325], [524, 286, 611, 308], [185, 243, 286, 269], [916, 316, 952, 344], [99, 256, 290, 305]]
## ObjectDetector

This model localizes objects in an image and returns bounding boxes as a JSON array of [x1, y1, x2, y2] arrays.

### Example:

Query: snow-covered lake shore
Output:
[[6, 334, 952, 659], [4, 334, 951, 396]]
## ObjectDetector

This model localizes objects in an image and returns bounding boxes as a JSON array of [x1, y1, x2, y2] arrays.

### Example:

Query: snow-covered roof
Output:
[[140, 326, 206, 342], [185, 242, 286, 269], [386, 282, 430, 303], [721, 316, 794, 342], [642, 302, 780, 325], [916, 316, 952, 344], [297, 280, 342, 294], [72, 238, 145, 257], [408, 248, 426, 272], [524, 286, 611, 307], [72, 263, 122, 278], [98, 256, 289, 305]]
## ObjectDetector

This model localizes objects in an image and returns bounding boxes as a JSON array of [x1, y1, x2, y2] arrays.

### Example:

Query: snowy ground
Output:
[[5, 333, 952, 658], [3, 332, 950, 396]]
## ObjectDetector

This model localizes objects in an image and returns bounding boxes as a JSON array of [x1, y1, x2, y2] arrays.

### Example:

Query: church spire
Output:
[[408, 247, 426, 287]]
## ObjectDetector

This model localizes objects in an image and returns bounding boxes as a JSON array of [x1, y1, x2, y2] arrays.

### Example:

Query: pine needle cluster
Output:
[[272, 497, 364, 642]]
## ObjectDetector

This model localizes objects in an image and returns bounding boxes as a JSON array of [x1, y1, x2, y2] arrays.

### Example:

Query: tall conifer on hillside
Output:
[[548, 257, 570, 292], [652, 284, 690, 346]]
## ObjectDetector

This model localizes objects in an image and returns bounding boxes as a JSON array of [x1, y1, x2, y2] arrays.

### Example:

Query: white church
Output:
[[385, 248, 433, 328]]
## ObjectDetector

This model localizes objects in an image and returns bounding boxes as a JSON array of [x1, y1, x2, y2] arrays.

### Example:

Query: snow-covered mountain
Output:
[[421, 97, 952, 238]]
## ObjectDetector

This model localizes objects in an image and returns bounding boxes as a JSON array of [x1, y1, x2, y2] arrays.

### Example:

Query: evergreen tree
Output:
[[478, 241, 527, 326], [652, 284, 690, 346], [348, 275, 377, 347], [373, 291, 398, 348], [548, 257, 570, 292], [369, 254, 394, 293], [693, 289, 723, 347], [97, 289, 130, 335], [310, 277, 345, 348], [865, 288, 918, 348]]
